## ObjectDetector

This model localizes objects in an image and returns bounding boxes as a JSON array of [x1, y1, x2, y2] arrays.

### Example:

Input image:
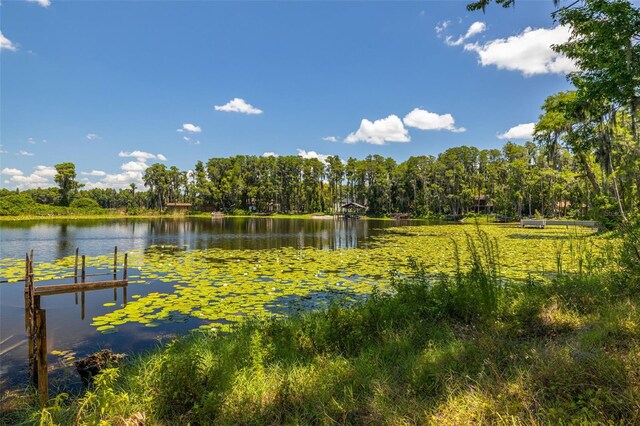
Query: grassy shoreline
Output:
[[0, 212, 418, 222], [3, 229, 638, 425]]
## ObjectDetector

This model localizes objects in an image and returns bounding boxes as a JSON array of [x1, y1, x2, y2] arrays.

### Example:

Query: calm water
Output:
[[0, 217, 424, 392]]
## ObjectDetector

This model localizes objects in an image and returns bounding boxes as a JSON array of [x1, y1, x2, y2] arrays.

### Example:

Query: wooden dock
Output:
[[520, 219, 598, 229], [23, 247, 128, 405]]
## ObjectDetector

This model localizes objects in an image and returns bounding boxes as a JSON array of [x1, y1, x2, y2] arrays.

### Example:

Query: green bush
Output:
[[0, 193, 37, 215], [69, 197, 100, 209]]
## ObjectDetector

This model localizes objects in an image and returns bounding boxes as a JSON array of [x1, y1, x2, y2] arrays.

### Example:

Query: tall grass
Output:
[[3, 228, 640, 425]]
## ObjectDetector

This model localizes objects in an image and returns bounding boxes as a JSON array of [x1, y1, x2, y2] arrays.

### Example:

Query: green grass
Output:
[[3, 228, 639, 425]]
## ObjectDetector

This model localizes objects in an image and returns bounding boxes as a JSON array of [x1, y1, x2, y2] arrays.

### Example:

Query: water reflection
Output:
[[0, 217, 405, 262]]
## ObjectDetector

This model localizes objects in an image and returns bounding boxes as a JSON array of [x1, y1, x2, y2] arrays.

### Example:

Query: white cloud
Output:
[[498, 122, 535, 140], [435, 20, 450, 34], [463, 25, 576, 76], [262, 152, 278, 158], [34, 165, 57, 177], [81, 170, 107, 177], [297, 149, 330, 164], [118, 150, 167, 163], [120, 161, 147, 172], [179, 123, 201, 133], [0, 32, 17, 52], [403, 108, 466, 133], [3, 165, 55, 190], [18, 150, 35, 156], [322, 136, 339, 142], [183, 136, 191, 142], [1, 168, 24, 176], [27, 0, 51, 7], [27, 138, 36, 145], [214, 98, 263, 115], [86, 133, 100, 141], [445, 21, 486, 46], [96, 171, 145, 190], [345, 115, 410, 145]]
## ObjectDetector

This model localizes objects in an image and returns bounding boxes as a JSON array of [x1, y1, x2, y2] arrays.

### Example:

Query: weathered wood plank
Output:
[[34, 280, 128, 296]]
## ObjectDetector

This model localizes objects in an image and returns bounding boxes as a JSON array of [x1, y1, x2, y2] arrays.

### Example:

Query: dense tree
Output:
[[54, 162, 82, 206]]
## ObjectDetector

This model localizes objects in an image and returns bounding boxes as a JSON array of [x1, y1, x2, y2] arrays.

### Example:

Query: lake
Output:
[[0, 217, 598, 394], [0, 217, 425, 392]]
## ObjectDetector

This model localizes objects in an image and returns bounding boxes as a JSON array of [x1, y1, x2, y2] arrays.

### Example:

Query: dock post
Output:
[[123, 253, 128, 280], [74, 248, 79, 304], [81, 255, 86, 320], [35, 299, 48, 406], [81, 255, 86, 283], [113, 246, 118, 279], [113, 247, 119, 300]]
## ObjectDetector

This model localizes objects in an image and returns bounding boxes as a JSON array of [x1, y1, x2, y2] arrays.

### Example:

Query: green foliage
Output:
[[69, 197, 100, 209], [0, 193, 37, 216], [74, 368, 131, 425], [619, 216, 640, 279], [54, 162, 82, 207]]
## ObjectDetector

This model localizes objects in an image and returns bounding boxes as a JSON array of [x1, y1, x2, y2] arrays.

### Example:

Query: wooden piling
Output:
[[81, 255, 86, 283], [113, 246, 118, 279], [35, 306, 48, 405], [74, 248, 79, 283], [30, 295, 41, 388], [123, 253, 128, 280], [24, 254, 30, 332], [74, 248, 79, 304]]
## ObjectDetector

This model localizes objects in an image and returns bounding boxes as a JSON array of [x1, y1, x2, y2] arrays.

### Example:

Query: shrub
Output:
[[69, 197, 100, 209]]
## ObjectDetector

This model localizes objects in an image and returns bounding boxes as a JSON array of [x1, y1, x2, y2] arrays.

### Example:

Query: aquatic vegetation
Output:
[[0, 224, 603, 333]]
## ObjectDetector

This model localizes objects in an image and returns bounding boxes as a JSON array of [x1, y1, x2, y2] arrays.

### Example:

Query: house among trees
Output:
[[165, 202, 193, 213], [474, 195, 493, 214], [342, 201, 366, 219]]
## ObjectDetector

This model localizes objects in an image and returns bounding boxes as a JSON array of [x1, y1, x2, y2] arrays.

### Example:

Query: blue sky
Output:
[[1, 0, 577, 190]]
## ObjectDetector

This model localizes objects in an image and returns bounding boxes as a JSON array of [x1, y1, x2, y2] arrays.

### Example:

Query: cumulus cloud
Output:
[[498, 122, 535, 140], [403, 108, 466, 133], [463, 25, 576, 76], [34, 165, 57, 177], [119, 150, 167, 163], [297, 149, 331, 164], [18, 150, 35, 156], [345, 115, 410, 145], [322, 136, 339, 142], [445, 21, 486, 46], [80, 151, 169, 189], [86, 133, 100, 141], [262, 152, 278, 158], [0, 32, 17, 52], [1, 168, 24, 176], [2, 165, 56, 189], [81, 170, 107, 177], [120, 161, 147, 172], [179, 123, 202, 133], [27, 0, 51, 7], [214, 98, 263, 115]]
